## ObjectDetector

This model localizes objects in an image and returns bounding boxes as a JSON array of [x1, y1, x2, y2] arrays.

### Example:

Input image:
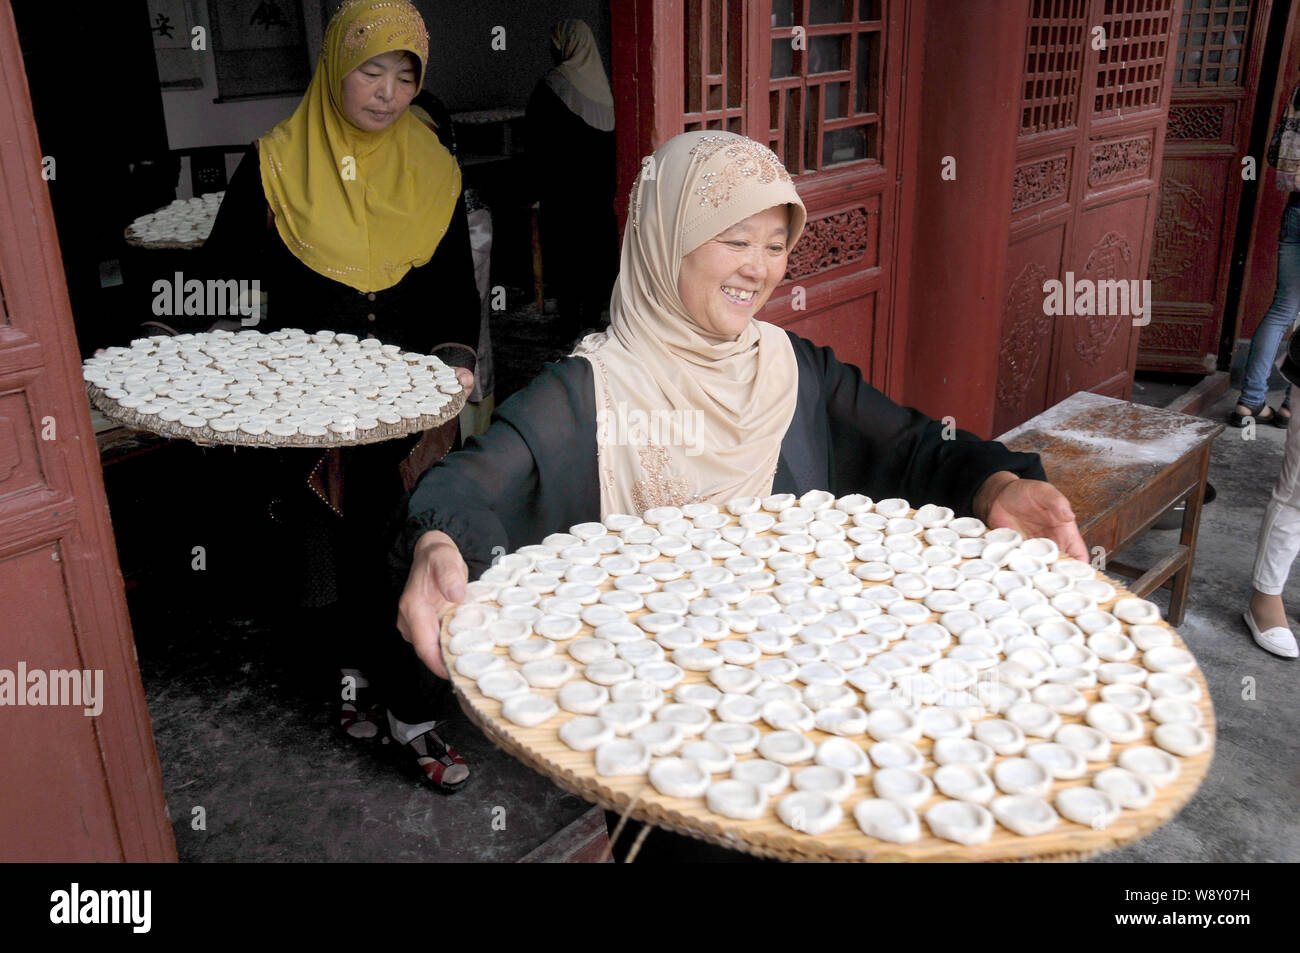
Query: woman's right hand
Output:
[[396, 529, 468, 679]]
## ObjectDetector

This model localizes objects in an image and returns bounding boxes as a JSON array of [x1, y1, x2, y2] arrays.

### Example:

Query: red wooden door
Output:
[[0, 3, 175, 861], [1235, 2, 1300, 344], [612, 0, 912, 392], [1139, 0, 1274, 372], [995, 0, 1181, 436]]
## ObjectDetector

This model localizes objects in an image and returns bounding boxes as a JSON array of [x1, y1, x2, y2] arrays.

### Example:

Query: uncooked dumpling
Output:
[[1092, 767, 1156, 809], [854, 798, 921, 843], [559, 716, 613, 752], [705, 779, 768, 820], [757, 730, 816, 765], [557, 680, 609, 714], [730, 758, 791, 796], [501, 693, 558, 727], [815, 737, 872, 775], [1055, 786, 1120, 829], [1153, 723, 1211, 756], [933, 764, 995, 804], [792, 765, 856, 801], [594, 738, 649, 777], [925, 800, 994, 845], [990, 794, 1058, 836], [1117, 745, 1181, 787], [777, 791, 844, 834], [649, 757, 712, 798], [872, 767, 934, 808]]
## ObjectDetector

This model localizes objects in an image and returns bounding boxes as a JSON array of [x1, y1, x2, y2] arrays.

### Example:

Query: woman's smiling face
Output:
[[677, 205, 791, 338], [341, 50, 418, 131]]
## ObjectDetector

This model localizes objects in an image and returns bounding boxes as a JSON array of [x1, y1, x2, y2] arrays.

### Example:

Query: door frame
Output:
[[0, 2, 175, 861]]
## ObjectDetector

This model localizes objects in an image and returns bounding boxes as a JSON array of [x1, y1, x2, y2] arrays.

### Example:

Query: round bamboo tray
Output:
[[441, 522, 1215, 863], [84, 331, 466, 449]]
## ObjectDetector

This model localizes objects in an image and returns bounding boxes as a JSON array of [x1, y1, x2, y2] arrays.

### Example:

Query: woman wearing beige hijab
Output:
[[392, 132, 1087, 810]]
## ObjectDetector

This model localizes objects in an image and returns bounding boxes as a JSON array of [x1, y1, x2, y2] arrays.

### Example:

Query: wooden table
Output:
[[998, 391, 1224, 626]]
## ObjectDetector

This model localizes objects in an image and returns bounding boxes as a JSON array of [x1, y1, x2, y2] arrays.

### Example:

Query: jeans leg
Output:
[[1240, 207, 1300, 407]]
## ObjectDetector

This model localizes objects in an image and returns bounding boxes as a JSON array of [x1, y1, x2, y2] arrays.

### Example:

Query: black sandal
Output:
[[1275, 403, 1292, 427], [339, 681, 384, 741], [1230, 400, 1272, 427], [393, 724, 470, 794]]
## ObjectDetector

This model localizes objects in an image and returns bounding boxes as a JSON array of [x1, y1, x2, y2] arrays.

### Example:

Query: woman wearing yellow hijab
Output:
[[204, 0, 479, 792]]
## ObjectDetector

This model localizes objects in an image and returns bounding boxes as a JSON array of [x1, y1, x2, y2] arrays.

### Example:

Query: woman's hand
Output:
[[976, 473, 1089, 562], [396, 529, 468, 679], [455, 367, 474, 393]]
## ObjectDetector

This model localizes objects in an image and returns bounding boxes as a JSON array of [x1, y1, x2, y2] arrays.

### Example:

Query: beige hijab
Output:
[[573, 132, 806, 517], [544, 19, 615, 132]]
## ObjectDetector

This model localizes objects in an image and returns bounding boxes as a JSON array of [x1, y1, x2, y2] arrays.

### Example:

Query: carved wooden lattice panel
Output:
[[1173, 0, 1254, 87], [1094, 0, 1175, 118], [1139, 0, 1272, 372], [1165, 103, 1229, 139], [764, 0, 883, 174], [997, 0, 1180, 433], [683, 0, 746, 134], [624, 0, 901, 387], [1021, 0, 1090, 135]]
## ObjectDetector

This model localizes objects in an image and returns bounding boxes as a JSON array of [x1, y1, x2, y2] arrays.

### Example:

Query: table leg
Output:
[[530, 202, 544, 311], [1170, 447, 1213, 626]]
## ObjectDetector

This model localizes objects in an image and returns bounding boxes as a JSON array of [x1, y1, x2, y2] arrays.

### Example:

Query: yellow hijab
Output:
[[258, 0, 460, 293]]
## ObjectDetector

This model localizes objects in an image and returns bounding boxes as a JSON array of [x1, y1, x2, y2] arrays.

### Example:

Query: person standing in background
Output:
[[526, 19, 618, 342], [1229, 83, 1300, 428], [203, 0, 482, 789], [1241, 81, 1300, 659]]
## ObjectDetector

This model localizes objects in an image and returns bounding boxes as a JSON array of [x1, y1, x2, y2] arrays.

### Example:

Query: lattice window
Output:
[[1173, 0, 1254, 87], [763, 0, 884, 175], [1094, 0, 1176, 118], [683, 0, 747, 135], [1021, 0, 1089, 136]]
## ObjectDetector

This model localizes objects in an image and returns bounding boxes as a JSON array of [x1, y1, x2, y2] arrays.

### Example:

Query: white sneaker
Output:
[[1243, 609, 1299, 659]]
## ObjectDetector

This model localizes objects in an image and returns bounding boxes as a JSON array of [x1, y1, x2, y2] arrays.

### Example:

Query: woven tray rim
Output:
[[123, 231, 207, 251], [87, 382, 465, 449]]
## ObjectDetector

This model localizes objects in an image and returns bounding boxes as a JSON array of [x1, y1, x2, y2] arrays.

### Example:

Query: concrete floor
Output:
[[1092, 384, 1300, 862], [133, 595, 592, 862], [128, 309, 1299, 860]]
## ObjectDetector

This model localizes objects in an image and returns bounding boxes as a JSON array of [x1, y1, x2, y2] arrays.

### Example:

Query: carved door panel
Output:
[[612, 0, 907, 389], [0, 6, 174, 860], [1139, 0, 1274, 372], [996, 0, 1180, 436]]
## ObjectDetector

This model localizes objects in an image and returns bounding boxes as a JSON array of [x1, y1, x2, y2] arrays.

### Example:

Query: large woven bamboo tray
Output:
[[441, 516, 1214, 863], [84, 331, 465, 449]]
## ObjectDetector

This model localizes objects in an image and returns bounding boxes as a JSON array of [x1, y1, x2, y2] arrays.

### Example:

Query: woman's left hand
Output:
[[455, 367, 474, 393], [981, 476, 1089, 562]]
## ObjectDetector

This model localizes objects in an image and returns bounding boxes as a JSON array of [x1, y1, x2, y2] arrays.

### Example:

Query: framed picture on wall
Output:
[[149, 0, 203, 89], [209, 0, 311, 101]]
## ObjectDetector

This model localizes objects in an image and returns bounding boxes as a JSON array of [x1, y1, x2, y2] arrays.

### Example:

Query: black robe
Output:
[[398, 332, 1047, 573], [394, 331, 1048, 860]]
